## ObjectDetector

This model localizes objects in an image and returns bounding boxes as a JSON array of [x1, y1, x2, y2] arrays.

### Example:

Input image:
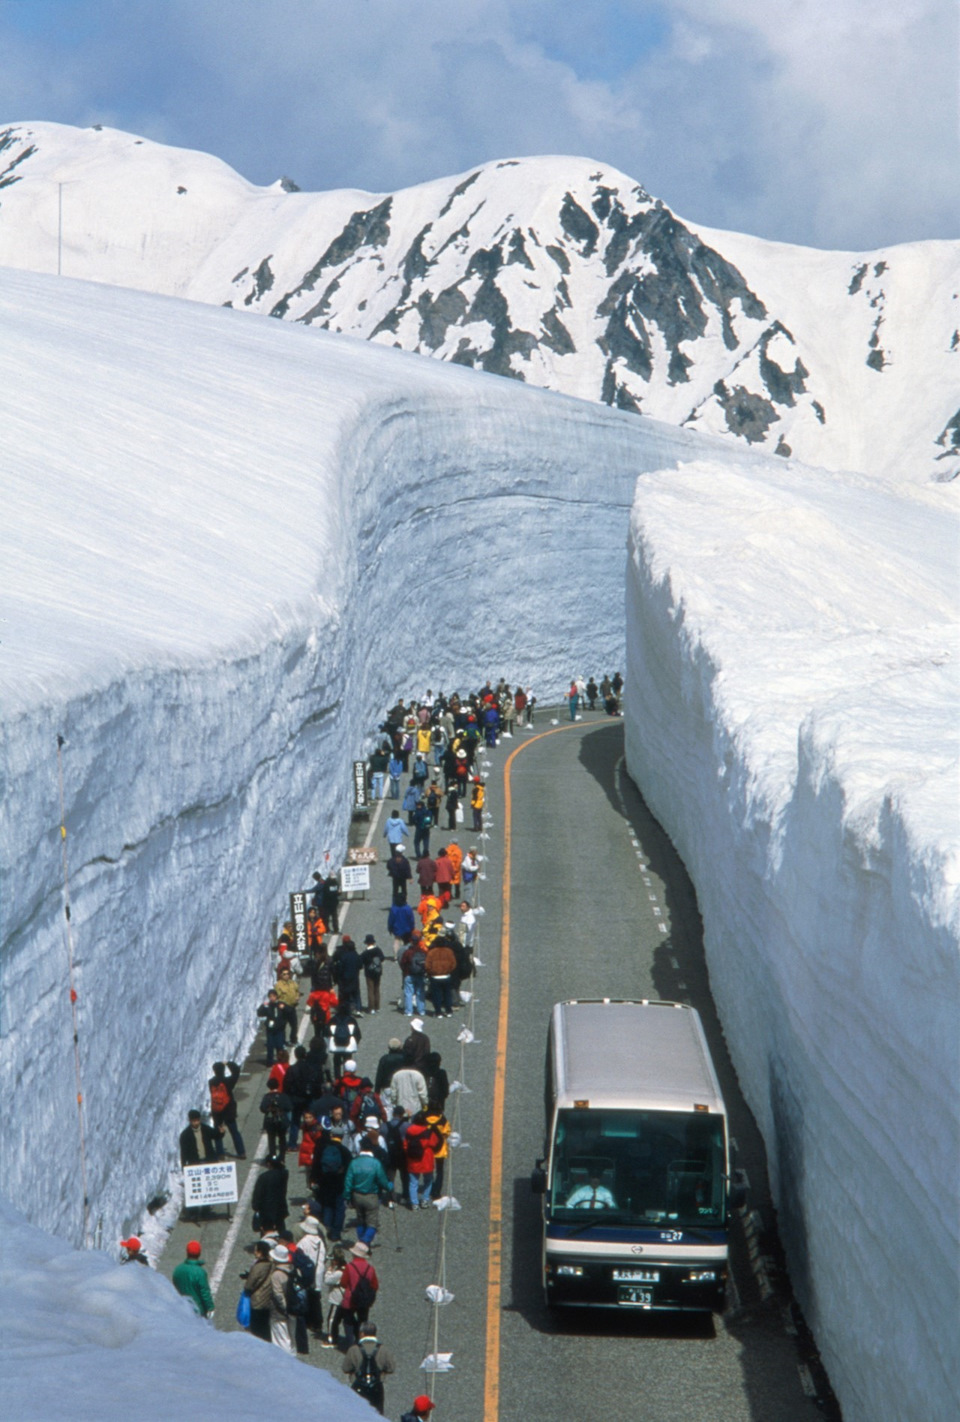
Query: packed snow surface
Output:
[[624, 457, 959, 1422], [0, 120, 956, 484], [0, 1198, 373, 1421], [0, 264, 713, 1253]]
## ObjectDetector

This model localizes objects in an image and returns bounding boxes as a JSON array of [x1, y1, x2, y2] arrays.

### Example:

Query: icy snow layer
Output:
[[0, 265, 710, 1247], [0, 1198, 373, 1421], [624, 458, 959, 1422], [0, 121, 956, 484]]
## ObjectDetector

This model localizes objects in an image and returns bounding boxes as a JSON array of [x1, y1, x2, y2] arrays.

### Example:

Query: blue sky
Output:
[[1, 0, 956, 250]]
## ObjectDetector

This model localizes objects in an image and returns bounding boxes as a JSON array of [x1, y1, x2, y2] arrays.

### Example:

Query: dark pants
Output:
[[266, 1026, 285, 1065], [250, 1307, 270, 1341], [212, 1112, 246, 1158], [365, 975, 381, 1011], [429, 978, 453, 1015], [414, 829, 430, 858]]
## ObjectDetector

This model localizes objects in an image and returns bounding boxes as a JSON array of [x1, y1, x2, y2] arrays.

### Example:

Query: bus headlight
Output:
[[684, 1269, 717, 1283], [556, 1265, 585, 1277]]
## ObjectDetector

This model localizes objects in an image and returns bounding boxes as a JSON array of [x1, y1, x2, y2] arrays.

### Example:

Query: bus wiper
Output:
[[563, 1213, 629, 1236]]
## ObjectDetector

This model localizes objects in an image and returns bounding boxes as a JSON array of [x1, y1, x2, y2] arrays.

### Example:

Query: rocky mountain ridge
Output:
[[0, 121, 956, 483]]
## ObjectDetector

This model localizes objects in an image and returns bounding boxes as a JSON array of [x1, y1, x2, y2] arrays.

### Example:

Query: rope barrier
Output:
[[55, 734, 92, 1249]]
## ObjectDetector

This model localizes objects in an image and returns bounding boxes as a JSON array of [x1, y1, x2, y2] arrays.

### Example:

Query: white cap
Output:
[[410, 1017, 424, 1032], [344, 1058, 357, 1071], [364, 1115, 381, 1129]]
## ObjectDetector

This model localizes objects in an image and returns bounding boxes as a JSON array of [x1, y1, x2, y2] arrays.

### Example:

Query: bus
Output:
[[531, 998, 745, 1312]]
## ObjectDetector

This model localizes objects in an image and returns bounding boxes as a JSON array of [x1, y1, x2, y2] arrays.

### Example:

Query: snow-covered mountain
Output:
[[1, 121, 956, 485]]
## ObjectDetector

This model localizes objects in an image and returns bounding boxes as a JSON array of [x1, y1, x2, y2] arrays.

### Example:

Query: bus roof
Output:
[[551, 999, 726, 1115]]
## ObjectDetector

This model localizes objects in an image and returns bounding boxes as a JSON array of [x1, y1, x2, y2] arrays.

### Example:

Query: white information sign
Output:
[[340, 864, 371, 894], [183, 1160, 238, 1207]]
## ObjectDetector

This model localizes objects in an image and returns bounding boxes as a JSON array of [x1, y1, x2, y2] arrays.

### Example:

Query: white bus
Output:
[[532, 999, 744, 1312]]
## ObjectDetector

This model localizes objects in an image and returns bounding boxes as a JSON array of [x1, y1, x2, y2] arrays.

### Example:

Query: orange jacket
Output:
[[445, 843, 463, 882]]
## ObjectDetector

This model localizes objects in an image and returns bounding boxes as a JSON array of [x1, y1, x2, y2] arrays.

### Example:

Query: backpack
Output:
[[319, 1142, 345, 1175], [351, 1341, 383, 1403], [410, 948, 427, 974], [333, 1018, 352, 1047], [264, 1094, 287, 1122], [292, 1245, 317, 1290], [210, 1082, 230, 1114], [405, 1129, 425, 1164], [350, 1263, 377, 1312], [351, 1090, 382, 1124], [285, 1269, 309, 1317]]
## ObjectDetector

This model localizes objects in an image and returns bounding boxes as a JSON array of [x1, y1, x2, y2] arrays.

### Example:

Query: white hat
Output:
[[410, 1017, 424, 1032], [350, 1240, 371, 1257], [344, 1058, 357, 1071], [298, 1216, 320, 1235], [363, 1115, 381, 1129], [270, 1244, 291, 1264]]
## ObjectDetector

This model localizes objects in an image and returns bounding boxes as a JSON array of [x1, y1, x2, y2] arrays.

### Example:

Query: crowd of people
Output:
[[155, 677, 617, 1418]]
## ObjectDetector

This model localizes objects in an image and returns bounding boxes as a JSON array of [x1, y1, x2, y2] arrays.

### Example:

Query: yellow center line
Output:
[[483, 721, 590, 1422]]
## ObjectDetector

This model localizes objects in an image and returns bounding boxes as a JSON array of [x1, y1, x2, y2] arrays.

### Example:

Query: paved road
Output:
[[157, 709, 836, 1422]]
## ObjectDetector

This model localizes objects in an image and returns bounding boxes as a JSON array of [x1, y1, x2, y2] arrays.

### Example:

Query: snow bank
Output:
[[624, 457, 959, 1422], [0, 265, 709, 1247], [0, 1198, 372, 1421]]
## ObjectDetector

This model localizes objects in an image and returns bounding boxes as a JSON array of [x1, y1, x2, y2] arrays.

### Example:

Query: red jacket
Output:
[[341, 1256, 379, 1309], [404, 1121, 441, 1175], [298, 1127, 321, 1168]]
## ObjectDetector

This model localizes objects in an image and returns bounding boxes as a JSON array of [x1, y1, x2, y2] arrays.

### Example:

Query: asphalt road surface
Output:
[[157, 708, 837, 1422]]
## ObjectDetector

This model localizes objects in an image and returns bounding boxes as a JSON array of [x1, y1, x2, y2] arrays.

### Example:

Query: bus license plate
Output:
[[618, 1285, 653, 1307]]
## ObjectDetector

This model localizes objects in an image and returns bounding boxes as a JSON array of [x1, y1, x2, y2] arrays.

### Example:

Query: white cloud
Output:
[[0, 0, 955, 249]]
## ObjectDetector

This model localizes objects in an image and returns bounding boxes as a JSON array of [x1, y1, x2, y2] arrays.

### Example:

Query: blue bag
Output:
[[236, 1290, 252, 1328]]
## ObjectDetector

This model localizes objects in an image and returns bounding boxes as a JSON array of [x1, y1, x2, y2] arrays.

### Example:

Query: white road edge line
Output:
[[210, 785, 388, 1299]]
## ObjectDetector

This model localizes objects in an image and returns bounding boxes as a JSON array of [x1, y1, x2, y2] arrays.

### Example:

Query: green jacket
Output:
[[343, 1153, 390, 1197], [172, 1257, 215, 1316]]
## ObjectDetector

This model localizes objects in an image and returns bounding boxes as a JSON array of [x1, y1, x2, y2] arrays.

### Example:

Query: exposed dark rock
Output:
[[545, 244, 570, 273], [231, 266, 249, 283], [438, 170, 481, 219], [507, 228, 535, 269], [269, 197, 392, 316], [712, 380, 778, 443], [866, 350, 886, 371], [279, 176, 300, 193], [597, 272, 654, 381], [467, 244, 504, 281], [758, 322, 809, 406], [813, 400, 826, 424], [873, 260, 887, 277], [668, 346, 692, 385], [775, 435, 792, 458], [540, 307, 576, 356], [177, 186, 187, 195], [559, 193, 599, 255], [848, 263, 868, 295], [934, 409, 959, 453], [416, 286, 469, 349], [244, 256, 274, 307], [298, 275, 342, 325], [0, 131, 36, 190], [555, 276, 572, 310]]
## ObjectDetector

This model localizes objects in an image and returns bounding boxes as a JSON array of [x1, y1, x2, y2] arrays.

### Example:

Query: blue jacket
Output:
[[388, 902, 415, 938], [384, 816, 408, 845]]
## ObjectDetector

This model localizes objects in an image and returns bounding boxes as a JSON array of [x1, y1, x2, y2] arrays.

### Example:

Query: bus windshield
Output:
[[549, 1108, 727, 1228]]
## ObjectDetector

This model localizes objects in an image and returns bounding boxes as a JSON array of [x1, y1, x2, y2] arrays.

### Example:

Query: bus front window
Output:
[[549, 1109, 726, 1228]]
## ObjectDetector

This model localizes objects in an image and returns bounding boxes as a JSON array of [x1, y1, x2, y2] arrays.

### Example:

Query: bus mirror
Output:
[[531, 1160, 547, 1194]]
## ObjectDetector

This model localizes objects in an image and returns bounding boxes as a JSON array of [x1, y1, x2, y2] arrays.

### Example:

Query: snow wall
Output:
[[0, 1198, 373, 1422], [0, 266, 713, 1248], [624, 457, 959, 1422]]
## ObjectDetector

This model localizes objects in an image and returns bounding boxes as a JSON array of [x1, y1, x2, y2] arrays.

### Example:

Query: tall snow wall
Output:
[[624, 457, 959, 1422], [0, 267, 710, 1247]]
